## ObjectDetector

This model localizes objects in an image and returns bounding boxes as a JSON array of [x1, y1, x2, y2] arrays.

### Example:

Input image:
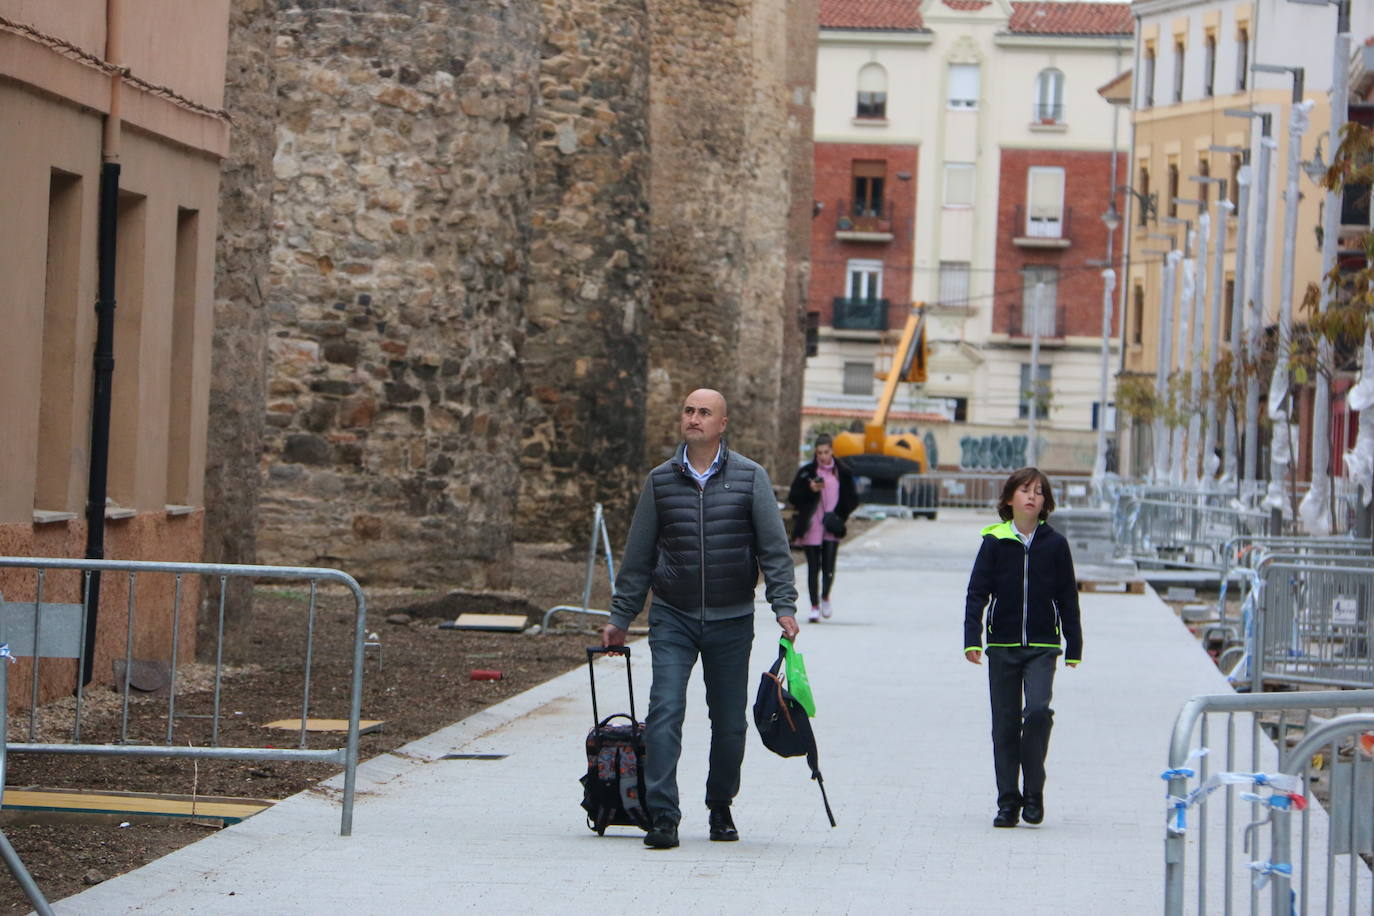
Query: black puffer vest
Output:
[[649, 443, 759, 612]]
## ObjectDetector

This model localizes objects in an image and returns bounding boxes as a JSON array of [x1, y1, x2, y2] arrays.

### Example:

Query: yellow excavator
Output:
[[831, 304, 938, 516]]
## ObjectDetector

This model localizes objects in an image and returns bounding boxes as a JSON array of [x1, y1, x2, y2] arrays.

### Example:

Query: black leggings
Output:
[[803, 541, 839, 607]]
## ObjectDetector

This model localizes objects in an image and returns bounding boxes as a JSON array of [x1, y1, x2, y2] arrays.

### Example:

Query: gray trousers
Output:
[[987, 645, 1058, 809], [644, 603, 755, 823]]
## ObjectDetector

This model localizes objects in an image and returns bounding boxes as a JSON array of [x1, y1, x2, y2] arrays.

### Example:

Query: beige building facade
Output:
[[1122, 0, 1374, 477], [0, 1, 230, 693]]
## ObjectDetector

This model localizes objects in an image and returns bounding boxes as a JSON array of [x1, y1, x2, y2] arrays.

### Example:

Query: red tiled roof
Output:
[[819, 1, 1134, 37], [819, 0, 925, 31], [1008, 2, 1134, 36]]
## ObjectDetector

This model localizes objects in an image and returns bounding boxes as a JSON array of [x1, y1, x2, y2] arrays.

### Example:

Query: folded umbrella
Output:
[[752, 638, 836, 827]]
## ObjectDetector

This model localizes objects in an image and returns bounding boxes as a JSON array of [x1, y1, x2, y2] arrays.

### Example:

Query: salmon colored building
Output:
[[0, 2, 231, 696]]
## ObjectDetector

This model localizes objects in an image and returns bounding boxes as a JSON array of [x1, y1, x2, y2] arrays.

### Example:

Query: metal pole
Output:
[[1155, 252, 1181, 482], [1224, 156, 1252, 485], [1027, 280, 1044, 467], [1300, 13, 1349, 533], [1264, 80, 1312, 514], [1188, 211, 1210, 485], [1094, 268, 1117, 483], [1248, 119, 1275, 490], [1203, 184, 1231, 487], [1171, 226, 1196, 485]]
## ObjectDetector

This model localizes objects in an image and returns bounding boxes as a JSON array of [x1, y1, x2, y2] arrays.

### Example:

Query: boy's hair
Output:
[[813, 433, 833, 449], [997, 467, 1055, 521]]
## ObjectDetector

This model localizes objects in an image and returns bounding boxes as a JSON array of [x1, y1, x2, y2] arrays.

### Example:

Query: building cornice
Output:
[[994, 34, 1133, 52], [820, 29, 936, 48], [1131, 0, 1200, 16], [815, 133, 923, 146]]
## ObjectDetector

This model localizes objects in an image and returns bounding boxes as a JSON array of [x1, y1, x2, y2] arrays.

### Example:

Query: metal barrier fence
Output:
[[1215, 535, 1370, 623], [1271, 714, 1374, 915], [1164, 690, 1374, 916], [1249, 562, 1374, 691], [1119, 497, 1273, 571], [921, 472, 1098, 510], [0, 557, 367, 838], [541, 503, 617, 630]]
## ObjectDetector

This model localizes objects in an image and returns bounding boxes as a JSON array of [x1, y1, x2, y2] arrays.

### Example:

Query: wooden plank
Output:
[[263, 718, 383, 734], [443, 613, 528, 632], [1077, 579, 1145, 594], [1, 788, 270, 823]]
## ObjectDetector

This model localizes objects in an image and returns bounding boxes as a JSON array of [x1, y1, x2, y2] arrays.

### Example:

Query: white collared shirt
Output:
[[1014, 523, 1037, 549], [686, 443, 724, 488]]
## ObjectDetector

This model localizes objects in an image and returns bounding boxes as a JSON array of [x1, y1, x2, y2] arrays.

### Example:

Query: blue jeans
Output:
[[644, 603, 755, 823]]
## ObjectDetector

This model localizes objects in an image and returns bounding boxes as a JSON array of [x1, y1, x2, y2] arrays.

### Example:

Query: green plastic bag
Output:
[[780, 637, 816, 718]]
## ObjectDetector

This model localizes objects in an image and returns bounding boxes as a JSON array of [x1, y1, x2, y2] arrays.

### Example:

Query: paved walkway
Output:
[[56, 510, 1234, 915]]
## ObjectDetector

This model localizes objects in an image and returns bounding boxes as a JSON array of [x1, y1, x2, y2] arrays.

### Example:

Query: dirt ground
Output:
[[0, 529, 855, 911], [0, 539, 621, 911]]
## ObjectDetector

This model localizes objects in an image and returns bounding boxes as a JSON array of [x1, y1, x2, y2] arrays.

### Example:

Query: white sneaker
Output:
[[808, 606, 821, 623], [820, 599, 833, 619]]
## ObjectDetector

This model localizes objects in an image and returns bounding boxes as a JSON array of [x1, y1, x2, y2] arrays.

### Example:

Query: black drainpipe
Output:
[[82, 160, 120, 686]]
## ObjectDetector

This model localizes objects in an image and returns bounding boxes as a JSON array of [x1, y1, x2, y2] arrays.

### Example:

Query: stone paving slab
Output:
[[55, 510, 1235, 915]]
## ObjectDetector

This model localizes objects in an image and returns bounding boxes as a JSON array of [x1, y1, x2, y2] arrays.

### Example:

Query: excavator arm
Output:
[[862, 305, 927, 454]]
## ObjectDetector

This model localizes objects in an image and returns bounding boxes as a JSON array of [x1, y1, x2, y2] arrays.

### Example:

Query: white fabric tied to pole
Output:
[[1344, 332, 1374, 508], [1264, 101, 1314, 516], [1189, 212, 1211, 487], [1172, 244, 1197, 486], [1153, 252, 1182, 483]]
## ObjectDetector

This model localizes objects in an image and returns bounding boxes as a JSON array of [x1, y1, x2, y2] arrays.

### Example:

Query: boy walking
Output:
[[963, 467, 1082, 828]]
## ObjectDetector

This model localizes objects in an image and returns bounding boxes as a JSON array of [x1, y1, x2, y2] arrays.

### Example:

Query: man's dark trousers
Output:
[[644, 603, 755, 823], [987, 646, 1058, 809]]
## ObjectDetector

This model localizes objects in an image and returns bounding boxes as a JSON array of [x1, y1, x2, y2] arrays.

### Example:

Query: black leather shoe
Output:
[[1022, 795, 1044, 825], [993, 806, 1020, 828], [644, 816, 679, 849], [708, 806, 739, 842]]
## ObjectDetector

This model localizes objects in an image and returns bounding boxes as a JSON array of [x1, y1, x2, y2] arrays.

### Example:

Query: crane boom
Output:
[[863, 305, 926, 454]]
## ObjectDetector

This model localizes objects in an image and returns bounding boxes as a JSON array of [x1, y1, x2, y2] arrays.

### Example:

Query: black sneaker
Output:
[[1022, 795, 1044, 825], [708, 805, 739, 841], [993, 806, 1019, 828], [644, 815, 679, 848]]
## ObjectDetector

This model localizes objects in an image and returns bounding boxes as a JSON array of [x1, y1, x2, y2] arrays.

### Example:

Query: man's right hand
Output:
[[601, 624, 629, 651]]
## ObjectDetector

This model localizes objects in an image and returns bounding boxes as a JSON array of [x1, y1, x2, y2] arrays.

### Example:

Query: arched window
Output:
[[856, 63, 887, 119], [1034, 68, 1064, 123]]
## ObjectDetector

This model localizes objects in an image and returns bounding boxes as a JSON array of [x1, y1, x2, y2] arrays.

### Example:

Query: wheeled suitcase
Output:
[[579, 645, 651, 834]]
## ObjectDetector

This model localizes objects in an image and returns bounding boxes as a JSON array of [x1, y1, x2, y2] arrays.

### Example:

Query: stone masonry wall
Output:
[[205, 0, 277, 658], [644, 0, 809, 481], [258, 0, 539, 587], [518, 0, 651, 541]]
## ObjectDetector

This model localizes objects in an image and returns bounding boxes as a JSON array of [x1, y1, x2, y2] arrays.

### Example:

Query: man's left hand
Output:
[[778, 614, 799, 641]]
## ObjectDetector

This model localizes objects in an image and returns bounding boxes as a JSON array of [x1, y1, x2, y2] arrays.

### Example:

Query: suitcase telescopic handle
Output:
[[586, 646, 637, 727]]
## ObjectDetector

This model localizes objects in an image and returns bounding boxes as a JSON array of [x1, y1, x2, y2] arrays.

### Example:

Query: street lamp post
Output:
[[1192, 175, 1231, 489], [1027, 280, 1046, 467], [1164, 215, 1195, 484], [1290, 0, 1351, 534], [1210, 143, 1251, 486], [1225, 108, 1276, 490], [1251, 63, 1309, 518]]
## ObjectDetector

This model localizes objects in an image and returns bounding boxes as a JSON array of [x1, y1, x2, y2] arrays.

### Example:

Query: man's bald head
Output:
[[681, 388, 728, 451]]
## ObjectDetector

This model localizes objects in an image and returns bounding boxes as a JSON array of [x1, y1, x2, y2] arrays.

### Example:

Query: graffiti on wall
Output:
[[959, 435, 1029, 470]]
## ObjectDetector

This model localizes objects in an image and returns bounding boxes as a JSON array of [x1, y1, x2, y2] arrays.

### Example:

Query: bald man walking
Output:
[[603, 388, 799, 849]]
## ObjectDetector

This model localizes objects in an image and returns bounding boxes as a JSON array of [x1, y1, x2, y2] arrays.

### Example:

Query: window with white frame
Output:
[[846, 259, 883, 301], [1025, 167, 1065, 238], [856, 63, 888, 119], [1203, 33, 1216, 97], [938, 261, 970, 308], [944, 163, 975, 207], [947, 63, 979, 110], [843, 361, 875, 396], [1173, 39, 1186, 103], [1034, 68, 1064, 123], [1143, 44, 1156, 108], [1021, 266, 1058, 337], [1236, 26, 1249, 91]]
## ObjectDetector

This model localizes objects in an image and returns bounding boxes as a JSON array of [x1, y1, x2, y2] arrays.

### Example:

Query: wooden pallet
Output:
[[264, 717, 383, 734], [0, 788, 271, 825], [1077, 579, 1145, 594]]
